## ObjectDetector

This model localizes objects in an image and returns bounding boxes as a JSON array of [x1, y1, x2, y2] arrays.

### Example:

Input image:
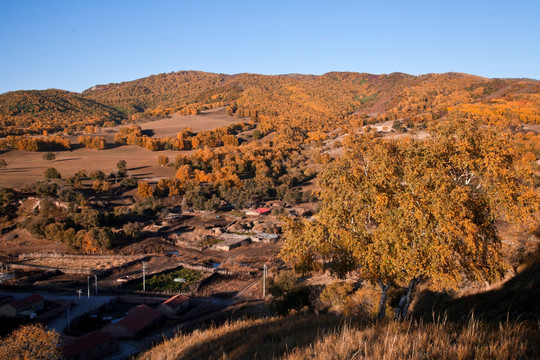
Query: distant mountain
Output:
[[1, 71, 539, 136]]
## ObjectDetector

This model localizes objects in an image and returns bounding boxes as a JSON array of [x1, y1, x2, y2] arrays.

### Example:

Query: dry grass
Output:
[[138, 313, 539, 360], [286, 317, 539, 360], [20, 256, 132, 270], [138, 314, 344, 360]]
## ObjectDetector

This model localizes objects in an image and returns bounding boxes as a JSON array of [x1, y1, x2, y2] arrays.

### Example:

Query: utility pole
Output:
[[142, 261, 146, 292], [66, 307, 71, 331], [94, 275, 98, 295], [87, 276, 90, 298], [262, 264, 267, 299]]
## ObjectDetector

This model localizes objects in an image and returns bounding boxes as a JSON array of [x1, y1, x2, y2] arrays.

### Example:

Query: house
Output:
[[245, 208, 271, 216], [214, 234, 251, 251], [157, 294, 190, 316], [0, 293, 44, 318], [102, 304, 161, 339], [63, 331, 119, 360]]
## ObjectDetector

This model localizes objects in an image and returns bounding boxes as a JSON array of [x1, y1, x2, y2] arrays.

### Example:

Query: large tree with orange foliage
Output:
[[0, 323, 62, 360], [282, 117, 539, 320]]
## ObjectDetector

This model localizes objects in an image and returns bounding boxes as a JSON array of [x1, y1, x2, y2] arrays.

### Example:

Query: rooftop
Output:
[[10, 293, 44, 310], [161, 294, 189, 309], [63, 331, 111, 358], [115, 304, 161, 334]]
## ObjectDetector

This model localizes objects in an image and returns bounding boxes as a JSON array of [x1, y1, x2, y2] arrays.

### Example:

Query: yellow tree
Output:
[[137, 182, 153, 198], [158, 154, 169, 167], [282, 118, 539, 320], [0, 324, 62, 360]]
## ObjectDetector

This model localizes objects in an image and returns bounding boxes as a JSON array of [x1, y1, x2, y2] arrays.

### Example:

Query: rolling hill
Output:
[[1, 71, 539, 137]]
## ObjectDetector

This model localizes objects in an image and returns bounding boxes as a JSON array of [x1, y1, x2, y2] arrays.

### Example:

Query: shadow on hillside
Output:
[[413, 247, 540, 323], [54, 157, 81, 162], [142, 129, 154, 137], [174, 314, 352, 360], [129, 166, 149, 171]]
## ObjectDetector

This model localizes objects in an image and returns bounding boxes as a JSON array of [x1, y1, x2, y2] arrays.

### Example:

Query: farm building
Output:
[[102, 304, 161, 339], [251, 233, 279, 243], [0, 293, 44, 318], [214, 234, 251, 251], [63, 331, 119, 360], [157, 294, 190, 316], [245, 208, 271, 216]]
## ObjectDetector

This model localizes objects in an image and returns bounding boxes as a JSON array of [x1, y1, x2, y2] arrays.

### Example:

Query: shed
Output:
[[215, 234, 251, 251], [157, 294, 190, 316]]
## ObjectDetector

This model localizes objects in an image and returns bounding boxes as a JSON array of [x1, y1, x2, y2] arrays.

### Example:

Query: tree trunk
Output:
[[394, 276, 421, 321], [377, 279, 391, 321]]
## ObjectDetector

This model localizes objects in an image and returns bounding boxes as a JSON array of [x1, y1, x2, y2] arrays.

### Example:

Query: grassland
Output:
[[0, 108, 241, 188], [138, 314, 539, 360]]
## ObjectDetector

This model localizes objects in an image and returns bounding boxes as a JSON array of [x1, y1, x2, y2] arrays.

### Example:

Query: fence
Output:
[[16, 252, 142, 260]]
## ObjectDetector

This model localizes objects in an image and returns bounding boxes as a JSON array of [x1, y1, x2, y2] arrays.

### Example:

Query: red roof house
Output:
[[102, 304, 162, 339], [245, 208, 271, 216], [0, 293, 44, 318], [63, 331, 118, 360], [157, 294, 190, 316]]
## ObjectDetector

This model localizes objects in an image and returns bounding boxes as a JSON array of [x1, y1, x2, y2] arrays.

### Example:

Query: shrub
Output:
[[44, 167, 61, 179]]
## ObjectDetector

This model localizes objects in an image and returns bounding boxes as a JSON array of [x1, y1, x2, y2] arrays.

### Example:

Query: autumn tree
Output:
[[137, 181, 153, 198], [0, 159, 6, 168], [158, 154, 169, 167], [116, 160, 127, 177], [0, 323, 62, 360], [44, 167, 61, 179], [282, 119, 539, 320], [42, 152, 56, 161]]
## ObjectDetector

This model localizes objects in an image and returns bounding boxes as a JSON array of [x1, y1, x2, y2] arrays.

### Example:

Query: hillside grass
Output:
[[140, 252, 540, 359], [138, 314, 539, 360]]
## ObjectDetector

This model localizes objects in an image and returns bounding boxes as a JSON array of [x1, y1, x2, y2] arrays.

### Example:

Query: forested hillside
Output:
[[0, 89, 125, 136], [1, 71, 539, 137]]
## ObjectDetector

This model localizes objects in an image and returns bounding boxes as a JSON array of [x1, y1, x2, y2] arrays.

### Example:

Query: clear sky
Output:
[[1, 0, 539, 94]]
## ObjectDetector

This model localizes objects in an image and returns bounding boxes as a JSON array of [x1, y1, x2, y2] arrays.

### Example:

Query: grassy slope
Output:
[[140, 256, 540, 360], [139, 315, 539, 360]]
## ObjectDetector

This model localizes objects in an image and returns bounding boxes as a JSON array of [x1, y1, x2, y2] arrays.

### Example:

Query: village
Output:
[[0, 200, 316, 359]]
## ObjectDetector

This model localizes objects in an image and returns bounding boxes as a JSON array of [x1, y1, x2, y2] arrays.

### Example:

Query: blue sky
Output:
[[1, 0, 539, 93]]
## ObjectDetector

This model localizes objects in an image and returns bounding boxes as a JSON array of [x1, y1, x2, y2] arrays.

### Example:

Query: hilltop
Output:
[[1, 70, 539, 137]]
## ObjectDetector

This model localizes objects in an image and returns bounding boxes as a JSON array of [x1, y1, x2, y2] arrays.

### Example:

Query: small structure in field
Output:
[[214, 234, 251, 251], [157, 294, 190, 316], [102, 304, 161, 339], [245, 208, 271, 216], [0, 293, 44, 318], [251, 233, 280, 243], [63, 331, 119, 360]]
